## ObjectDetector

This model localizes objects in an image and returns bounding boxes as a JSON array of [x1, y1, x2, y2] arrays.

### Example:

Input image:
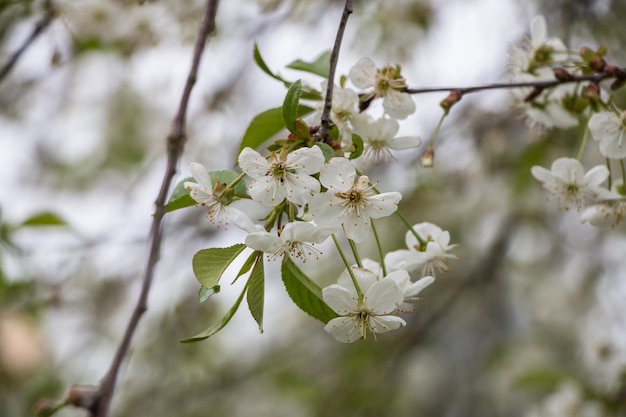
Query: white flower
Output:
[[531, 158, 609, 210], [385, 222, 458, 277], [308, 157, 402, 242], [509, 15, 568, 76], [352, 117, 421, 164], [588, 111, 626, 159], [323, 267, 405, 343], [245, 221, 333, 261], [184, 163, 255, 231], [349, 58, 416, 119], [238, 146, 325, 207], [579, 186, 626, 228]]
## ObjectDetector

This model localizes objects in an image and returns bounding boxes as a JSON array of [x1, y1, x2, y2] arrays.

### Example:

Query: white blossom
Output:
[[308, 157, 402, 242], [531, 158, 609, 210], [184, 163, 255, 231], [238, 146, 325, 207], [352, 117, 421, 164], [323, 267, 405, 343], [588, 110, 626, 159], [579, 186, 626, 228], [330, 85, 361, 143], [245, 222, 333, 261], [349, 58, 416, 119], [385, 222, 458, 277]]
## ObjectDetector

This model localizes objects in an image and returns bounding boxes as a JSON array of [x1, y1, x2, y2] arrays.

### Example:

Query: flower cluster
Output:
[[181, 56, 459, 342], [508, 17, 626, 227]]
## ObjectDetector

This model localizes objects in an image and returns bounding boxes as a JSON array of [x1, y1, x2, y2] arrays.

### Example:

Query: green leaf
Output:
[[192, 244, 247, 291], [513, 368, 569, 392], [198, 286, 217, 303], [283, 80, 302, 134], [348, 134, 364, 160], [253, 42, 288, 83], [233, 250, 262, 283], [20, 212, 67, 227], [237, 105, 315, 155], [287, 50, 331, 78], [315, 142, 338, 162], [281, 258, 337, 324], [181, 285, 247, 343], [165, 177, 196, 213], [246, 258, 265, 333]]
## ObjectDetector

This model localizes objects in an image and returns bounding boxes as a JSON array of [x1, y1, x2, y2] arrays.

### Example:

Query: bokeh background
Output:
[[2, 0, 626, 416]]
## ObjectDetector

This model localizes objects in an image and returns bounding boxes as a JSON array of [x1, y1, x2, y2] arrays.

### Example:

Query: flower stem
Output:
[[332, 234, 363, 298], [226, 172, 246, 190], [348, 239, 363, 267], [576, 122, 590, 161], [620, 159, 626, 187], [371, 220, 387, 277], [427, 110, 448, 149], [395, 210, 426, 247], [607, 158, 613, 190]]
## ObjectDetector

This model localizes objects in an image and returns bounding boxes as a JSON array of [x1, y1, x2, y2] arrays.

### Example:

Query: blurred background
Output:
[[2, 0, 626, 416]]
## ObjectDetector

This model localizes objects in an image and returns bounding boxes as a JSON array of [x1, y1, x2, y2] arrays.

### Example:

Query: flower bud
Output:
[[66, 385, 98, 410], [421, 147, 434, 168], [440, 90, 462, 112], [34, 399, 56, 417], [524, 87, 544, 102], [553, 67, 573, 81], [583, 83, 600, 99]]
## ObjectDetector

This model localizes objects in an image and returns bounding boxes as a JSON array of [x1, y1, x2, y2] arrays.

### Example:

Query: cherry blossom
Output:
[[588, 110, 626, 159], [238, 146, 325, 207], [531, 158, 609, 210], [349, 58, 416, 119], [385, 222, 458, 277], [352, 117, 421, 164], [245, 222, 334, 261], [184, 163, 255, 231], [308, 157, 402, 242], [323, 267, 405, 343]]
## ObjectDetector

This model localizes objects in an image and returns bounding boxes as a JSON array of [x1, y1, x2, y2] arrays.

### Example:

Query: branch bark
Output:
[[88, 0, 221, 416]]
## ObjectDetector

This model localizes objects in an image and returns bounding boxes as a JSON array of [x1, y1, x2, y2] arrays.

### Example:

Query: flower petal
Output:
[[319, 157, 356, 191], [363, 278, 403, 314], [368, 315, 406, 334], [322, 284, 358, 315], [324, 316, 362, 343], [349, 58, 377, 90]]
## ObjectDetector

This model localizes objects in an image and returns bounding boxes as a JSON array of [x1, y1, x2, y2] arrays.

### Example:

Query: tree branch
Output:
[[0, 0, 55, 85], [316, 0, 353, 143], [86, 0, 221, 416]]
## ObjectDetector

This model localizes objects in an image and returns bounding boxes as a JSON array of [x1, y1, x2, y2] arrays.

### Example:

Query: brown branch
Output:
[[316, 0, 353, 142], [405, 70, 619, 96], [0, 0, 55, 84], [85, 0, 221, 416]]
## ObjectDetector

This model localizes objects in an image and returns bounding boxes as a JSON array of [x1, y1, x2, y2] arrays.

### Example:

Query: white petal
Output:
[[405, 275, 435, 298], [388, 135, 422, 150], [309, 193, 344, 228], [286, 146, 325, 175], [349, 58, 377, 90], [530, 16, 547, 48], [322, 284, 358, 315], [247, 176, 287, 206], [284, 173, 321, 205], [363, 279, 404, 314], [551, 158, 584, 183], [238, 147, 271, 179], [245, 231, 282, 253], [363, 192, 402, 219], [383, 90, 416, 119], [188, 163, 213, 190], [385, 249, 421, 272], [224, 206, 257, 233], [584, 165, 610, 187], [319, 157, 356, 191], [531, 165, 556, 183], [368, 315, 406, 334], [324, 316, 362, 343]]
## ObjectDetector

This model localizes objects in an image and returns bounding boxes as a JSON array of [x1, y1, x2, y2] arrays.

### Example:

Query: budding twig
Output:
[[86, 1, 221, 416], [317, 0, 353, 143]]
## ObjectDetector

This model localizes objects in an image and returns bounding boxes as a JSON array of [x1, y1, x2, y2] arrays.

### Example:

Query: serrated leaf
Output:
[[181, 285, 247, 343], [237, 105, 315, 156], [315, 142, 338, 161], [283, 80, 302, 134], [166, 177, 196, 213], [198, 286, 218, 303], [246, 258, 265, 333], [20, 212, 67, 227], [287, 50, 331, 78], [281, 258, 337, 324], [348, 134, 364, 160], [192, 244, 247, 292], [233, 250, 262, 284]]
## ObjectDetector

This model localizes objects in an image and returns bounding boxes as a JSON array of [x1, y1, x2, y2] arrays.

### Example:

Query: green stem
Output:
[[620, 160, 626, 188], [576, 122, 590, 161], [395, 210, 426, 247], [226, 172, 246, 190], [427, 111, 448, 149], [371, 220, 387, 277], [332, 234, 363, 299], [607, 158, 613, 190], [348, 239, 362, 268]]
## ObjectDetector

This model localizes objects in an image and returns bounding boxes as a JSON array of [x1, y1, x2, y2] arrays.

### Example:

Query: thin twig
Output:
[[0, 0, 55, 85], [88, 0, 221, 416], [316, 0, 353, 142], [405, 70, 618, 95]]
